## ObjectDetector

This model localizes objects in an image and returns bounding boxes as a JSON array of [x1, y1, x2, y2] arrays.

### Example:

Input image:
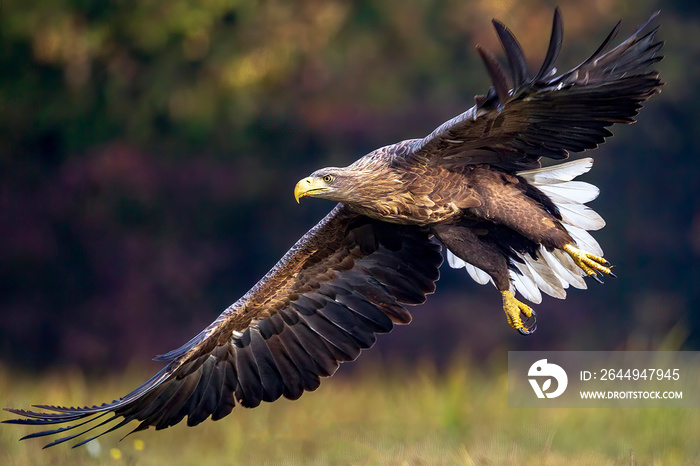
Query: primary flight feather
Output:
[[4, 8, 663, 447]]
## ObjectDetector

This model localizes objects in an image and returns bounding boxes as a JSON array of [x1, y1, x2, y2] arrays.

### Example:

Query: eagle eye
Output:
[[322, 174, 335, 183]]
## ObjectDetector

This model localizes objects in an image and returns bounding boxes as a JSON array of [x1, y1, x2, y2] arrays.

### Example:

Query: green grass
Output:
[[1, 360, 698, 465]]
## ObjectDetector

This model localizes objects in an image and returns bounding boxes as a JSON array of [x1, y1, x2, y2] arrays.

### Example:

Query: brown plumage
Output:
[[4, 9, 662, 448]]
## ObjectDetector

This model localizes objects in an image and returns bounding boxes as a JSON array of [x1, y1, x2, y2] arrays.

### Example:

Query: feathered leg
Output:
[[432, 223, 537, 334]]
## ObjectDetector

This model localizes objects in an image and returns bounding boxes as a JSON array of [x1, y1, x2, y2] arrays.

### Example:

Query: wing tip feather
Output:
[[476, 44, 511, 106]]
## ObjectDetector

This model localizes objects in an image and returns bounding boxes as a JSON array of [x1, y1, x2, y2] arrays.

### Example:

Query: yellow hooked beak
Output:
[[294, 177, 330, 203]]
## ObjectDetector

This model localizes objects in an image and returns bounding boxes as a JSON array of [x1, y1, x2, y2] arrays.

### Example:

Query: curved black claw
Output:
[[591, 273, 604, 284], [609, 271, 618, 278], [518, 309, 537, 335]]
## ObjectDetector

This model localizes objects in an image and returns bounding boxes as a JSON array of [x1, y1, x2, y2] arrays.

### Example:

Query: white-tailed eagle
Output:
[[4, 9, 663, 448]]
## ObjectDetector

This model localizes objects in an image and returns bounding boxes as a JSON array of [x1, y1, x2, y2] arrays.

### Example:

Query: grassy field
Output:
[[1, 360, 698, 465]]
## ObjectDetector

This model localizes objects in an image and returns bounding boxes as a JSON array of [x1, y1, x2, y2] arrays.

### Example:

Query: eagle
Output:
[[4, 9, 662, 448]]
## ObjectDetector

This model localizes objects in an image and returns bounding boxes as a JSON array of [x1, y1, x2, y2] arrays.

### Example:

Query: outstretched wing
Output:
[[3, 205, 442, 448], [410, 9, 663, 171]]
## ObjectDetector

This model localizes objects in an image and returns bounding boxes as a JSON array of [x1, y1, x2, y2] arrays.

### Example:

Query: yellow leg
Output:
[[563, 244, 615, 282], [501, 290, 537, 335]]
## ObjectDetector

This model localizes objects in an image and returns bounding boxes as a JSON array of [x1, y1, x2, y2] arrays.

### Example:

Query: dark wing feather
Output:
[[410, 9, 663, 171], [3, 205, 442, 447], [491, 19, 529, 89]]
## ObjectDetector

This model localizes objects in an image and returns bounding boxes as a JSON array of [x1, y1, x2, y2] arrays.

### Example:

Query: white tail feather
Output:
[[512, 261, 543, 303], [446, 249, 466, 268], [541, 247, 587, 290], [465, 263, 491, 285], [523, 251, 567, 299], [538, 181, 599, 205], [558, 203, 606, 231], [519, 158, 594, 184]]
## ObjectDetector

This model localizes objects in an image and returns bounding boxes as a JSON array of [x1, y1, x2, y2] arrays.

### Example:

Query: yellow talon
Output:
[[563, 244, 613, 279], [501, 290, 537, 335]]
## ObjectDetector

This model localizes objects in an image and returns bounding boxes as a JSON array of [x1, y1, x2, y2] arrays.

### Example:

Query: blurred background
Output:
[[1, 0, 697, 391], [2, 0, 700, 462]]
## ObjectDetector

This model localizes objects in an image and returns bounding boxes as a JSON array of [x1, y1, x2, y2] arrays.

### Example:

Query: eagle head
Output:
[[294, 151, 402, 215], [294, 167, 358, 204]]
